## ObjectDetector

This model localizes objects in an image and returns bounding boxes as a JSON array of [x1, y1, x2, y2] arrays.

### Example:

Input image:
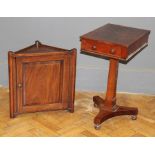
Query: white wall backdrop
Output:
[[0, 17, 154, 94]]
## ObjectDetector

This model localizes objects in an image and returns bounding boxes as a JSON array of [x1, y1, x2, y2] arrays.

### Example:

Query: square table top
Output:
[[81, 23, 150, 47], [80, 23, 150, 61]]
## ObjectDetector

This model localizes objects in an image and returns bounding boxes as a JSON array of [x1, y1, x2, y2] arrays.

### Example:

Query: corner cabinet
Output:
[[8, 41, 77, 118]]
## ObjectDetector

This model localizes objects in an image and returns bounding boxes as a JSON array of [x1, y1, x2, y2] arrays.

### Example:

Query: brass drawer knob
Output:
[[110, 48, 115, 54], [92, 45, 97, 50], [17, 83, 22, 88]]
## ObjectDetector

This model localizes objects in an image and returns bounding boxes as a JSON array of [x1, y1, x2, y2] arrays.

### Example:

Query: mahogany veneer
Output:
[[8, 41, 77, 118], [81, 23, 150, 61], [80, 23, 150, 129]]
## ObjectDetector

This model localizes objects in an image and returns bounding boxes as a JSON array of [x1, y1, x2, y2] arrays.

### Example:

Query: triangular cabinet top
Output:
[[9, 41, 74, 57]]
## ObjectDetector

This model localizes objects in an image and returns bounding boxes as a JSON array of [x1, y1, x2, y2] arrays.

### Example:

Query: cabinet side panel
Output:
[[68, 49, 77, 112], [8, 52, 17, 118]]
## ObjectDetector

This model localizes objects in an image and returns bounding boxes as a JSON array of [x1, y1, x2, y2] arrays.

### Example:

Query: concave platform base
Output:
[[93, 96, 138, 130]]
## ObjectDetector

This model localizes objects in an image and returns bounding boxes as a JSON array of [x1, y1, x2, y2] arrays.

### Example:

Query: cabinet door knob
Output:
[[17, 83, 22, 88]]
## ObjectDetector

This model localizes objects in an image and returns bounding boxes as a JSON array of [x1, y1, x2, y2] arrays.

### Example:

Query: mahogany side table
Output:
[[80, 24, 150, 129]]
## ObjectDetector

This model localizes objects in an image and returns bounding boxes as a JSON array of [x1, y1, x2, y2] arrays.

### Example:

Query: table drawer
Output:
[[81, 39, 122, 59]]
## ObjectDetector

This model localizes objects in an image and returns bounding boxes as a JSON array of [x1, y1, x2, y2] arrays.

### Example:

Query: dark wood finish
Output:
[[8, 41, 77, 118], [81, 23, 150, 61], [93, 59, 138, 126], [80, 24, 150, 129]]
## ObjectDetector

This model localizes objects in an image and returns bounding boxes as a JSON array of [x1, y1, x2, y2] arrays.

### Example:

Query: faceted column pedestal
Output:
[[93, 59, 138, 130]]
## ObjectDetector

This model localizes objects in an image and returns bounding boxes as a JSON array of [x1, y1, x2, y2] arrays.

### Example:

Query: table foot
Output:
[[131, 115, 137, 120], [94, 124, 101, 130]]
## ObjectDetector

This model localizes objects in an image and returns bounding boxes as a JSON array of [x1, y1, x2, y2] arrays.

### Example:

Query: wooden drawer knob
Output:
[[92, 45, 97, 50], [110, 48, 115, 54]]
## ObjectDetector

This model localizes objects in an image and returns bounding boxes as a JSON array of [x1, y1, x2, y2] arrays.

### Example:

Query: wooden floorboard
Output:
[[0, 87, 155, 137]]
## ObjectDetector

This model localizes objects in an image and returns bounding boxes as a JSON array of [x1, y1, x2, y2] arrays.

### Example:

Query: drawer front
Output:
[[81, 39, 122, 59]]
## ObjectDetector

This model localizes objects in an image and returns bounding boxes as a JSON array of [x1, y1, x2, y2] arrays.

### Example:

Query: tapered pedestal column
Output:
[[93, 59, 138, 130]]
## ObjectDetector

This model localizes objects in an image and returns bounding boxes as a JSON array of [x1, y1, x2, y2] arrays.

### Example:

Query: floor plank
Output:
[[0, 87, 155, 137]]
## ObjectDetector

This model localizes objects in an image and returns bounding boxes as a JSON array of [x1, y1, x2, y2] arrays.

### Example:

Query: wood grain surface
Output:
[[80, 23, 150, 60], [8, 42, 77, 117], [0, 87, 155, 137]]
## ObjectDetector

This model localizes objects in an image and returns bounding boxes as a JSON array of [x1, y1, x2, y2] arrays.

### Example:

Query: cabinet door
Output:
[[16, 54, 69, 113]]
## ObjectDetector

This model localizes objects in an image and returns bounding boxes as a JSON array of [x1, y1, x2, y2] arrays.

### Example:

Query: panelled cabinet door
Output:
[[8, 41, 76, 118], [16, 54, 70, 113]]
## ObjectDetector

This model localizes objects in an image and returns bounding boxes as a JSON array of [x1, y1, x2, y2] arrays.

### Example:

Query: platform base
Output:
[[93, 96, 138, 129]]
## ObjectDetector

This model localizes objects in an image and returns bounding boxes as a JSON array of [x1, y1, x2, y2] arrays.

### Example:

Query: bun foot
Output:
[[94, 124, 101, 130], [131, 115, 137, 120]]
